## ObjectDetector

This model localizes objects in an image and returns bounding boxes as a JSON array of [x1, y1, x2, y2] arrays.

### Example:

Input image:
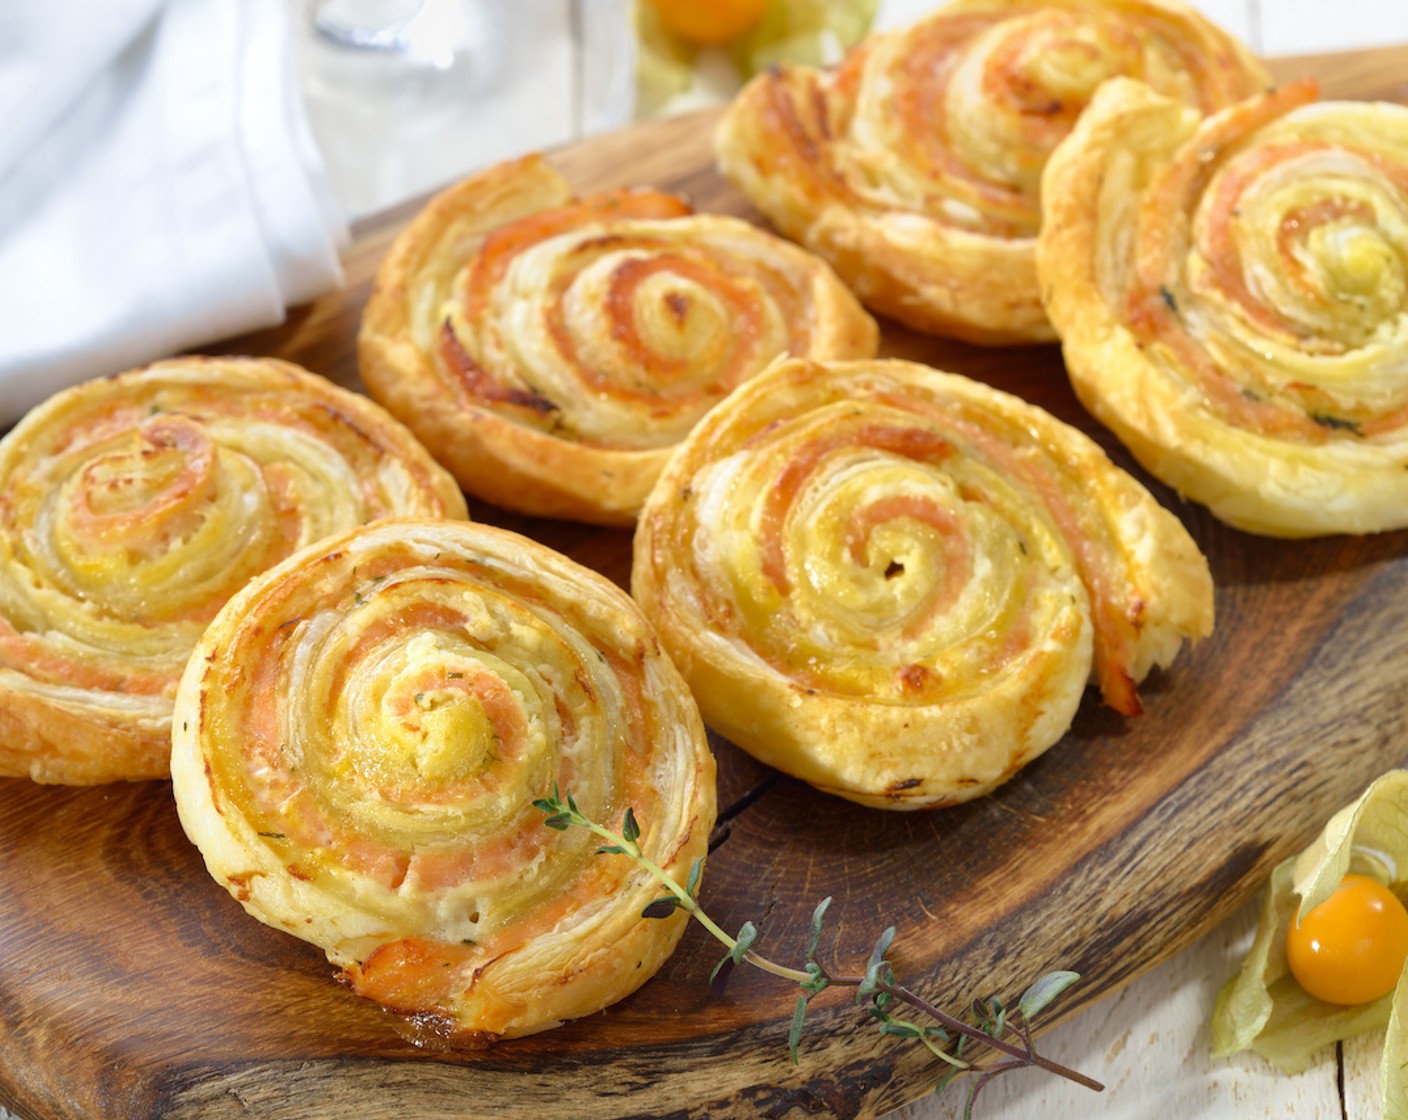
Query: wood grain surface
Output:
[[3, 45, 1408, 1120]]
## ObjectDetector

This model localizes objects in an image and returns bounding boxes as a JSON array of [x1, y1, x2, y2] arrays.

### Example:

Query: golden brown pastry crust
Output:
[[632, 358, 1213, 809], [170, 519, 715, 1044], [359, 153, 878, 526], [0, 357, 467, 784], [714, 0, 1269, 345], [1039, 79, 1408, 537]]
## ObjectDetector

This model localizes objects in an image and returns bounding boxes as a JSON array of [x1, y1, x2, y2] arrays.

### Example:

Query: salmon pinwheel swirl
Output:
[[1040, 79, 1408, 537], [171, 519, 715, 1044], [714, 0, 1267, 345], [359, 153, 878, 525], [0, 358, 466, 785], [632, 358, 1213, 810]]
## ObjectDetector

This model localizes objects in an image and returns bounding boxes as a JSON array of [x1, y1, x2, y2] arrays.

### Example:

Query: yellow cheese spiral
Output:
[[359, 153, 877, 525], [171, 519, 715, 1045], [0, 357, 467, 783], [633, 358, 1212, 809], [1040, 79, 1408, 536], [714, 0, 1267, 344]]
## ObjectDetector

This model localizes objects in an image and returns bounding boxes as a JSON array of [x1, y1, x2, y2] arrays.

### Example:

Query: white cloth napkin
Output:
[[0, 0, 347, 426]]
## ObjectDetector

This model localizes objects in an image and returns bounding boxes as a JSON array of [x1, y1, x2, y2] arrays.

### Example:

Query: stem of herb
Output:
[[568, 812, 812, 985], [533, 789, 1103, 1101], [869, 975, 1103, 1091]]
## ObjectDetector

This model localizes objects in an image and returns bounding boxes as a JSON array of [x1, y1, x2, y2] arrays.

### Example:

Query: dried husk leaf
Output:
[[1386, 987, 1408, 1119], [1211, 770, 1408, 1120], [727, 0, 877, 76], [634, 2, 697, 118]]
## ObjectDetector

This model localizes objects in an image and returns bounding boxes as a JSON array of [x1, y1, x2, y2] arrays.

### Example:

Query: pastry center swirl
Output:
[[1165, 120, 1408, 425], [948, 11, 1142, 191], [343, 636, 538, 805], [62, 416, 218, 552], [1012, 21, 1128, 103], [0, 366, 460, 701], [563, 249, 770, 398], [1202, 149, 1408, 349], [845, 1, 1249, 239], [451, 221, 798, 449], [48, 418, 275, 618], [696, 402, 1084, 701], [211, 544, 660, 942], [282, 578, 582, 848]]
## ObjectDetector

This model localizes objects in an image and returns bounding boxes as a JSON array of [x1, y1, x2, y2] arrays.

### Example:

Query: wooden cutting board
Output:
[[4, 45, 1408, 1120]]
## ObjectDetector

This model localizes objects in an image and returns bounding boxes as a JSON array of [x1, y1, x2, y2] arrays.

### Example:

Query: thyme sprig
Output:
[[533, 787, 1103, 1117]]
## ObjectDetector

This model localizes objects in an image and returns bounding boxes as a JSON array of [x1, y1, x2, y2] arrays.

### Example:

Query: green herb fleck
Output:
[[1310, 412, 1362, 434]]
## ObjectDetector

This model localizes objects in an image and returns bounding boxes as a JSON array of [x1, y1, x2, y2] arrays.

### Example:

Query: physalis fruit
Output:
[[1286, 873, 1408, 1006]]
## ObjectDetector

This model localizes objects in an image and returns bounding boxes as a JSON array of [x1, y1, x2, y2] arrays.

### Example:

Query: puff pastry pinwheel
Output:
[[0, 357, 466, 785], [171, 519, 715, 1044], [359, 152, 878, 525], [714, 0, 1268, 345], [632, 358, 1213, 809], [1040, 79, 1408, 537]]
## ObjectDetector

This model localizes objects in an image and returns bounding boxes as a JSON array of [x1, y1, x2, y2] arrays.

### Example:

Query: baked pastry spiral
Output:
[[632, 358, 1213, 809], [714, 0, 1268, 344], [1040, 79, 1408, 537], [359, 153, 878, 526], [171, 519, 715, 1044], [0, 357, 467, 784]]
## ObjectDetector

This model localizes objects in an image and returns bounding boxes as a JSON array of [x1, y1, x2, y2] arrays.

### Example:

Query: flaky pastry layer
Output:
[[1040, 79, 1408, 536], [0, 357, 466, 783], [171, 519, 715, 1044], [715, 0, 1267, 344], [633, 358, 1213, 809], [359, 153, 877, 525]]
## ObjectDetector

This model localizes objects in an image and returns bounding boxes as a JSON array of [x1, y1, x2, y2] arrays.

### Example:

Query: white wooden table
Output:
[[895, 899, 1385, 1119], [305, 4, 1408, 1120]]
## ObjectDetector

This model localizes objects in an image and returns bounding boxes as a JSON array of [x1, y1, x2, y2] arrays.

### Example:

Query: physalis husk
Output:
[[727, 0, 877, 77], [634, 0, 698, 118], [1211, 769, 1408, 1120]]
